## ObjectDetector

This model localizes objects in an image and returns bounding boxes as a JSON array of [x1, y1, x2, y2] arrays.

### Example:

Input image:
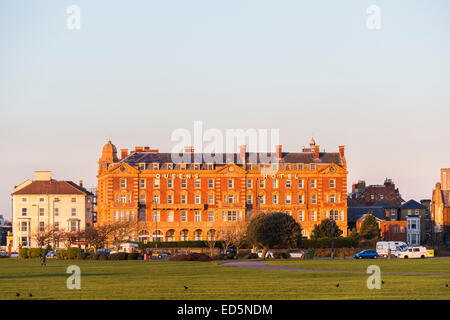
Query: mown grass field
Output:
[[0, 258, 449, 300]]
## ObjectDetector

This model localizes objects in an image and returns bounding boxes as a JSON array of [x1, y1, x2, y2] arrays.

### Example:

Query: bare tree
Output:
[[32, 226, 57, 248], [110, 221, 137, 252], [230, 221, 248, 255], [60, 230, 81, 249], [205, 229, 220, 258], [220, 228, 234, 256]]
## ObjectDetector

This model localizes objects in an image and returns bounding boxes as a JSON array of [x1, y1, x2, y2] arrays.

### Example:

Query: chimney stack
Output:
[[79, 180, 83, 188], [121, 149, 128, 159], [34, 171, 52, 181], [314, 145, 320, 159], [276, 145, 282, 161], [240, 145, 247, 165], [339, 145, 345, 158], [184, 146, 194, 153]]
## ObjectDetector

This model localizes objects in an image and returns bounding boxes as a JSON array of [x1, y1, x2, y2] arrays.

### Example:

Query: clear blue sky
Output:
[[1, 0, 449, 219]]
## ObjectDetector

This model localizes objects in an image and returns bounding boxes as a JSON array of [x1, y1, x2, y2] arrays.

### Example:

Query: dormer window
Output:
[[138, 163, 146, 170], [180, 163, 187, 170], [152, 163, 159, 170], [207, 163, 214, 170], [193, 163, 200, 170], [310, 164, 316, 170]]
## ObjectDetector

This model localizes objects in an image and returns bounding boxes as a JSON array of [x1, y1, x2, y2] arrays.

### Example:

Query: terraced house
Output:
[[96, 139, 348, 242]]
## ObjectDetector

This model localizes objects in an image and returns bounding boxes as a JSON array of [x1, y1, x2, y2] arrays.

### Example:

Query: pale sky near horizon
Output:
[[1, 0, 450, 220]]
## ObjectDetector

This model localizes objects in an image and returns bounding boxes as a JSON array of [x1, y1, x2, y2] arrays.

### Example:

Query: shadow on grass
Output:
[[0, 272, 127, 280]]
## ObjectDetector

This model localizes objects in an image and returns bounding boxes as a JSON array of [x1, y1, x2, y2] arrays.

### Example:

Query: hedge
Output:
[[138, 241, 225, 249], [19, 248, 29, 258], [110, 252, 127, 260], [56, 249, 67, 259], [66, 248, 81, 259], [299, 237, 358, 249]]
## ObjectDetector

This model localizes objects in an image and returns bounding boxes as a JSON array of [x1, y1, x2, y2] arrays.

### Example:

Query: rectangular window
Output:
[[54, 208, 59, 216], [121, 195, 127, 203], [311, 194, 317, 204], [228, 179, 234, 189], [208, 211, 214, 222], [310, 164, 316, 170], [22, 197, 27, 202], [21, 236, 28, 246], [329, 179, 335, 188], [54, 222, 59, 231], [140, 179, 146, 188], [260, 196, 265, 204], [298, 211, 304, 221], [120, 179, 126, 188], [120, 211, 125, 221], [153, 163, 159, 170], [70, 221, 77, 232], [138, 163, 146, 170], [247, 179, 253, 188], [208, 179, 214, 189], [286, 180, 291, 188], [273, 179, 278, 188], [71, 198, 76, 203], [195, 194, 201, 204], [181, 211, 187, 222], [311, 210, 317, 221], [167, 211, 174, 222], [181, 179, 187, 188], [339, 211, 344, 221], [140, 194, 146, 205], [22, 208, 27, 216], [167, 194, 173, 204], [21, 221, 28, 232], [194, 211, 201, 222], [228, 195, 234, 203], [39, 208, 45, 216], [208, 194, 214, 204], [71, 208, 76, 216], [153, 194, 160, 204], [247, 194, 253, 204], [311, 179, 317, 188], [298, 194, 304, 204], [286, 194, 291, 204], [114, 211, 118, 221], [194, 179, 201, 189], [330, 194, 335, 203], [167, 179, 173, 188], [273, 194, 278, 204], [154, 179, 160, 188], [152, 211, 160, 222], [181, 194, 187, 204], [260, 180, 265, 189], [298, 179, 303, 188], [39, 197, 45, 202]]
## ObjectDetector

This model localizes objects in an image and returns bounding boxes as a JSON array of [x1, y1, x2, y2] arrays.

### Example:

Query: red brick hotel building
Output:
[[96, 139, 348, 242]]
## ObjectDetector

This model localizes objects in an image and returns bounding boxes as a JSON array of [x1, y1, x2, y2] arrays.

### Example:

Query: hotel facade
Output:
[[96, 139, 348, 242]]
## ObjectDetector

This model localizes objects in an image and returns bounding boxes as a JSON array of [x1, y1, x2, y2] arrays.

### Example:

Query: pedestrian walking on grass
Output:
[[40, 253, 46, 266]]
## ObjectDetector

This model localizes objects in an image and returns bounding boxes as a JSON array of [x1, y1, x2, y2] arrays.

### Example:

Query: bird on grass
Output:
[[16, 293, 20, 297], [381, 280, 385, 285], [335, 284, 339, 288], [446, 284, 448, 288], [184, 286, 189, 290], [29, 293, 33, 297]]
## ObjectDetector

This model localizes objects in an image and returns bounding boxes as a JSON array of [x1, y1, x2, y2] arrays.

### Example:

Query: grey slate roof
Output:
[[347, 206, 386, 223], [401, 200, 426, 209], [373, 200, 398, 209], [122, 152, 342, 166]]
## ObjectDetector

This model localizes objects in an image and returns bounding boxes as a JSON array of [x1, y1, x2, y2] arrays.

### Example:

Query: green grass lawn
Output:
[[0, 258, 449, 300]]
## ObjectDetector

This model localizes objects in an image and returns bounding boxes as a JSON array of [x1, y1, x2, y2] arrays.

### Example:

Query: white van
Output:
[[376, 241, 407, 257], [398, 246, 428, 259]]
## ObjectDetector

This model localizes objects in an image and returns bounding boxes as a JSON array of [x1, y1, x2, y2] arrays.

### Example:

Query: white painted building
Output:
[[11, 171, 94, 250]]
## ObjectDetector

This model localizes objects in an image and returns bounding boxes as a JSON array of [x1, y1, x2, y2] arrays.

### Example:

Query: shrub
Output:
[[89, 253, 100, 260], [246, 253, 259, 259], [226, 252, 235, 259], [110, 252, 128, 260], [236, 251, 249, 259], [213, 253, 226, 260], [66, 248, 81, 260], [169, 253, 212, 261], [19, 248, 29, 259], [56, 249, 67, 260], [273, 252, 290, 259], [98, 253, 109, 260], [77, 252, 88, 260], [28, 248, 43, 258], [127, 253, 139, 260]]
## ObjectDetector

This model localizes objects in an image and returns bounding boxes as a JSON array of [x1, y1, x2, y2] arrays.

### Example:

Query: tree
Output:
[[109, 221, 137, 251], [219, 228, 234, 256], [60, 230, 81, 249], [311, 218, 343, 239], [32, 226, 57, 248], [205, 230, 219, 258], [246, 212, 302, 259], [230, 221, 247, 255], [359, 213, 381, 240]]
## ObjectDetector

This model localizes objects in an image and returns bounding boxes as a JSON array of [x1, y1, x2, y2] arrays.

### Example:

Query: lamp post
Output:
[[32, 204, 40, 247], [330, 210, 334, 259], [152, 199, 158, 248], [52, 198, 60, 249]]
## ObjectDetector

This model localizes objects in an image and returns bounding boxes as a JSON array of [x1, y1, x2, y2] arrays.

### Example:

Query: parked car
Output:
[[354, 250, 379, 259], [97, 249, 111, 254], [289, 250, 305, 259], [376, 241, 407, 257], [0, 251, 8, 257], [10, 252, 18, 258], [398, 246, 428, 259], [256, 250, 273, 259], [46, 250, 57, 258], [220, 248, 235, 255], [151, 249, 170, 259]]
